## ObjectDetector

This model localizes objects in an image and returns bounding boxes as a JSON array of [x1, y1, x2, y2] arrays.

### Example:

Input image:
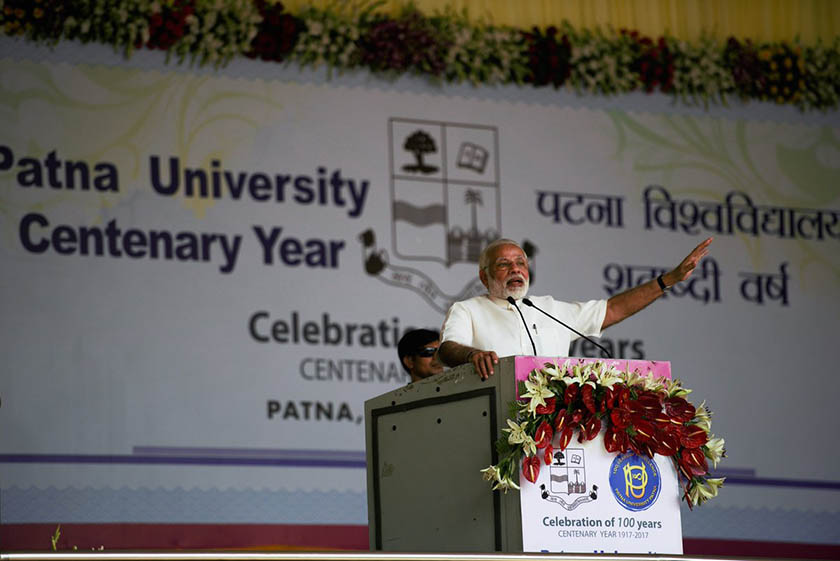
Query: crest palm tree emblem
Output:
[[464, 189, 482, 234]]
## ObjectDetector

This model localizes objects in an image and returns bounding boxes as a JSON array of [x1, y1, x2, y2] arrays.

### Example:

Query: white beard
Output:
[[488, 276, 529, 301]]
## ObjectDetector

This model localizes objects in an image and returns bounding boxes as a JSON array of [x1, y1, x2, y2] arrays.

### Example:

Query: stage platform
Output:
[[0, 552, 820, 561]]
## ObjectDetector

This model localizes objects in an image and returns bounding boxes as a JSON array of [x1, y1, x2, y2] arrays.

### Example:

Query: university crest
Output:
[[360, 117, 536, 313], [539, 447, 599, 511]]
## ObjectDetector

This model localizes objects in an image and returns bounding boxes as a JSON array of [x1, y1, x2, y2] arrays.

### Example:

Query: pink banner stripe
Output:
[[3, 524, 838, 558], [515, 356, 671, 382]]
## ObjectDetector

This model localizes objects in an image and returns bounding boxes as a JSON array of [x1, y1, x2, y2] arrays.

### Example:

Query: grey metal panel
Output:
[[365, 358, 523, 553], [373, 391, 496, 551]]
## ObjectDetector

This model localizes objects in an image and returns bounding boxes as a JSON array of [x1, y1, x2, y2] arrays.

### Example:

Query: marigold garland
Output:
[[2, 1, 839, 111], [481, 361, 726, 508]]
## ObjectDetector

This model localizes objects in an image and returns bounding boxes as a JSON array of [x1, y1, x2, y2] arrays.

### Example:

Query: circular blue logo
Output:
[[609, 452, 662, 511]]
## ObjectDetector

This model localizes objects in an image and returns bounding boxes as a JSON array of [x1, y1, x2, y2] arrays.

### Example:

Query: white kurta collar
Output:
[[485, 294, 522, 310]]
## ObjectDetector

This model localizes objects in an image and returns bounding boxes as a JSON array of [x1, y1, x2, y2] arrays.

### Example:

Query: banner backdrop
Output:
[[1, 41, 839, 551]]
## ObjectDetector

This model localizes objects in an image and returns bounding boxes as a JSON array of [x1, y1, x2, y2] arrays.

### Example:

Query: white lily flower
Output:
[[521, 435, 537, 457], [693, 401, 712, 432], [493, 477, 520, 493], [690, 476, 724, 506], [597, 365, 622, 388], [565, 363, 587, 386], [705, 477, 725, 492], [480, 465, 500, 482], [522, 375, 553, 416], [504, 419, 528, 444], [696, 483, 716, 501], [514, 398, 531, 415], [531, 368, 548, 386], [704, 437, 726, 468], [642, 372, 665, 393], [687, 484, 707, 506], [542, 363, 563, 382], [666, 377, 691, 398]]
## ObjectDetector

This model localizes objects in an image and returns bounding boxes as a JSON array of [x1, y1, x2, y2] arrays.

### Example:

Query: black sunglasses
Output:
[[415, 347, 437, 358]]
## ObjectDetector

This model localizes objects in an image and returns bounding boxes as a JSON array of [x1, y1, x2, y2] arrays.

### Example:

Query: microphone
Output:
[[521, 298, 613, 359], [506, 296, 537, 356]]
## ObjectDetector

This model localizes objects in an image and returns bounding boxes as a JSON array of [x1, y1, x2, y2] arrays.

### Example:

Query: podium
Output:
[[364, 357, 522, 552], [364, 356, 683, 553]]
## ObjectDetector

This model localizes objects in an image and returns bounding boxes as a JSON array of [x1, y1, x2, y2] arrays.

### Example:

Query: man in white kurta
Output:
[[441, 294, 606, 359], [438, 237, 712, 379]]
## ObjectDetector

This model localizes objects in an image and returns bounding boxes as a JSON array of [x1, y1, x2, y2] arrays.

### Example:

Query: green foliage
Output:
[[50, 525, 61, 551], [2, 1, 838, 110]]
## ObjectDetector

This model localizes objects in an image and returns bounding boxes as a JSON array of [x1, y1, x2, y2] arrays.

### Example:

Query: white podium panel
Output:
[[520, 433, 682, 554]]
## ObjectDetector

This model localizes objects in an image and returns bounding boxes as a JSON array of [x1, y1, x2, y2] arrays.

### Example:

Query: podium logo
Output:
[[539, 447, 598, 511], [360, 117, 537, 314], [609, 453, 661, 511]]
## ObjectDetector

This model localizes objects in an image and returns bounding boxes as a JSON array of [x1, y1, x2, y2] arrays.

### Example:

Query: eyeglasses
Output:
[[492, 258, 528, 272], [415, 347, 438, 358]]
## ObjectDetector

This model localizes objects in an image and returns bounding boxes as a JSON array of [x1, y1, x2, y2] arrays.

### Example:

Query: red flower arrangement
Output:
[[481, 361, 725, 507]]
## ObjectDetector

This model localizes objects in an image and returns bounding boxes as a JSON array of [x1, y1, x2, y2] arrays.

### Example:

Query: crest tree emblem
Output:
[[402, 129, 439, 174]]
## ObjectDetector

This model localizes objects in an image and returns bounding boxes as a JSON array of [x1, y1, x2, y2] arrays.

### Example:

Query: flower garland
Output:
[[481, 361, 725, 508], [2, 1, 839, 111]]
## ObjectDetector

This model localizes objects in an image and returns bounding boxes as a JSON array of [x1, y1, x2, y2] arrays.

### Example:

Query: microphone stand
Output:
[[506, 296, 537, 355], [521, 297, 613, 359]]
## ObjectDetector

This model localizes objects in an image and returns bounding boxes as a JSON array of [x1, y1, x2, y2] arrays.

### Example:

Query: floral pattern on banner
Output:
[[1, 0, 839, 111], [481, 361, 726, 508]]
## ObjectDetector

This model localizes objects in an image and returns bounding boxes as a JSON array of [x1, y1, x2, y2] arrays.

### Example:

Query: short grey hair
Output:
[[479, 238, 523, 270]]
